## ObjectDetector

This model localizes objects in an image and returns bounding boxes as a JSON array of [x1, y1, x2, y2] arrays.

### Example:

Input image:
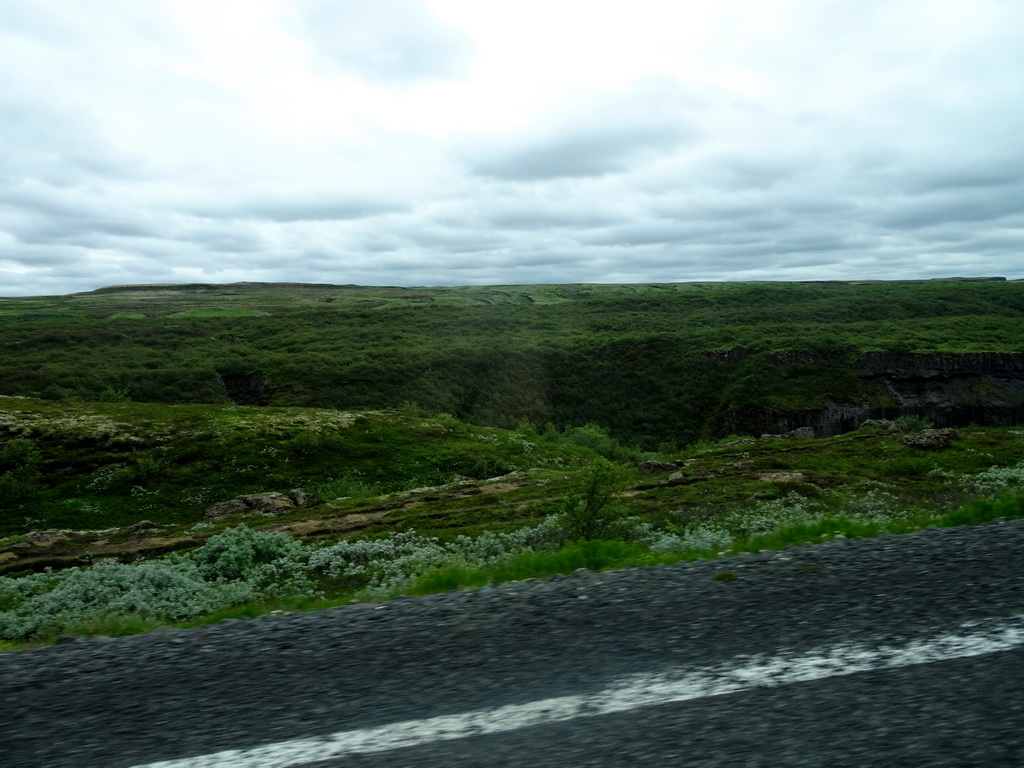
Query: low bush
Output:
[[895, 415, 934, 432], [4, 482, 1024, 646]]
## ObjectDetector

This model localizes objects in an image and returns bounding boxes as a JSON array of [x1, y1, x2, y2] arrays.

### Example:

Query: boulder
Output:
[[238, 492, 295, 512], [25, 530, 71, 546], [204, 499, 249, 520], [900, 428, 958, 450], [288, 489, 324, 508], [204, 492, 296, 520], [124, 520, 161, 533]]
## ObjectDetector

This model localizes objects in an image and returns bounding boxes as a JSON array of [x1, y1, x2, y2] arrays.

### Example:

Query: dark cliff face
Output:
[[717, 352, 1024, 438], [218, 371, 271, 406]]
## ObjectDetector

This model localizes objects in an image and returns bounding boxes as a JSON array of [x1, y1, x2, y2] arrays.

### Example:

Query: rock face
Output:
[[758, 472, 808, 483], [125, 520, 162, 533], [218, 370, 271, 406], [721, 352, 1024, 439]]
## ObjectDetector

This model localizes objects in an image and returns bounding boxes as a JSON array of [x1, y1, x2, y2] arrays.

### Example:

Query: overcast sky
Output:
[[1, 0, 1022, 296]]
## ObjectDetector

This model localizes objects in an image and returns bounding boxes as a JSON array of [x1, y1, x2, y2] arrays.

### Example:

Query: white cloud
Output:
[[0, 0, 1022, 297], [298, 0, 474, 83]]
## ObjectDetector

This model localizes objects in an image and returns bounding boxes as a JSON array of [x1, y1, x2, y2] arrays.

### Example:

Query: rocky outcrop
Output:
[[637, 460, 679, 474], [901, 428, 958, 450], [218, 370, 271, 406], [761, 427, 816, 440], [205, 489, 323, 520], [717, 352, 1024, 439]]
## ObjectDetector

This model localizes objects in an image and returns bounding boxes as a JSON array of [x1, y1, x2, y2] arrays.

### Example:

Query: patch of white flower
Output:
[[0, 526, 311, 641], [647, 526, 734, 555], [504, 436, 537, 455], [223, 409, 357, 436], [181, 490, 212, 506], [843, 489, 908, 522], [649, 489, 919, 557], [0, 411, 147, 443]]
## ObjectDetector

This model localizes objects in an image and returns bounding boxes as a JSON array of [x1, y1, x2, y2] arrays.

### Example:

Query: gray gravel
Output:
[[3, 520, 1024, 767]]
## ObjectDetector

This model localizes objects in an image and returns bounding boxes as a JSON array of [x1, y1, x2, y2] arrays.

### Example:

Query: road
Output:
[[4, 520, 1024, 767]]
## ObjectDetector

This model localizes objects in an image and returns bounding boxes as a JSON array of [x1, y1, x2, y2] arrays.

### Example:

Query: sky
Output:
[[1, 0, 1023, 296]]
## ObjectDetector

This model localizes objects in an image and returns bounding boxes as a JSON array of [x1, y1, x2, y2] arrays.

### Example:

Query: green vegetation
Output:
[[5, 484, 1023, 646], [0, 397, 601, 536], [2, 279, 1024, 649], [2, 392, 1024, 648], [2, 280, 1023, 447]]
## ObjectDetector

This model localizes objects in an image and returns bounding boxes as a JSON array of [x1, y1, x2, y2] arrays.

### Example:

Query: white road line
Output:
[[129, 616, 1024, 768]]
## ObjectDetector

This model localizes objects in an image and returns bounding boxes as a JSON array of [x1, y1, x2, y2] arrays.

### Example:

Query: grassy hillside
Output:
[[3, 394, 1024, 647], [3, 395, 1023, 553], [2, 280, 1023, 447], [0, 396, 613, 538], [4, 280, 1024, 648]]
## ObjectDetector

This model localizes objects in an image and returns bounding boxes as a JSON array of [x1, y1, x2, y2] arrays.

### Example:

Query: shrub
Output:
[[0, 439, 42, 473], [967, 460, 1024, 495], [553, 461, 627, 540], [561, 424, 642, 462], [190, 525, 306, 583], [895, 415, 933, 432], [0, 560, 255, 641]]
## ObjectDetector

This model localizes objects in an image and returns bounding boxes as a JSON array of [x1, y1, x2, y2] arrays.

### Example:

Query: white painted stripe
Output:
[[129, 616, 1024, 768]]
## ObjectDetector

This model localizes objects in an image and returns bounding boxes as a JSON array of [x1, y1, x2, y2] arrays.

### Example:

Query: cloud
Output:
[[190, 194, 409, 223], [1, 0, 1023, 297], [469, 123, 691, 181], [465, 80, 699, 180], [875, 186, 1024, 229], [0, 100, 142, 185], [297, 0, 474, 83]]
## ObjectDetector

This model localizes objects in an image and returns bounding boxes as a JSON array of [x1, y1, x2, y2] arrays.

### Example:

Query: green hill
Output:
[[2, 280, 1023, 448]]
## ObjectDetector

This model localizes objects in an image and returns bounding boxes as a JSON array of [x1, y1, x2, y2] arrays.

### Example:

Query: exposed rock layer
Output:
[[717, 352, 1024, 438]]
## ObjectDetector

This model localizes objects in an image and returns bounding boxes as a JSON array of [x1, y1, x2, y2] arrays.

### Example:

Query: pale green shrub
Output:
[[968, 460, 1024, 494], [0, 560, 255, 640], [0, 526, 313, 641], [191, 525, 305, 582]]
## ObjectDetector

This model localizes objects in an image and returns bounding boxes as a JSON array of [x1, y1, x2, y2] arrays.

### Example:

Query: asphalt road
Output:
[[4, 520, 1024, 768]]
